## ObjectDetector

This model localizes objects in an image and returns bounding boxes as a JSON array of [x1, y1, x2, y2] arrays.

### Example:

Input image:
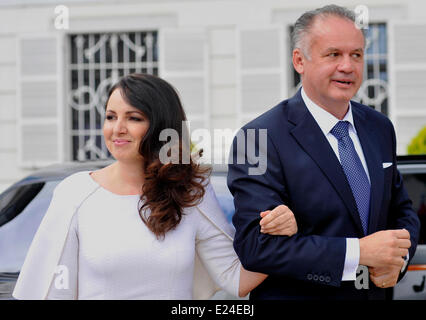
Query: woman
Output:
[[13, 73, 297, 300]]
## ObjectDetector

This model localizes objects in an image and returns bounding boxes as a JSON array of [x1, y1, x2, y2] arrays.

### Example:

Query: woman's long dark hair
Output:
[[106, 73, 210, 239]]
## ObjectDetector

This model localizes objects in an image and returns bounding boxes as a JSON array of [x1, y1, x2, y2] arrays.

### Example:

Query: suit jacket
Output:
[[13, 171, 237, 300], [228, 89, 421, 300]]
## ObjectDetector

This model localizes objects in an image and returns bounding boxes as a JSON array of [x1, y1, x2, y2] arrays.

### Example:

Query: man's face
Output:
[[293, 15, 365, 111]]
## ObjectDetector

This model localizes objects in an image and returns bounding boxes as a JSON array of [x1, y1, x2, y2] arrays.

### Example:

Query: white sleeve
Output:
[[45, 213, 79, 300], [195, 186, 241, 298], [341, 238, 360, 281]]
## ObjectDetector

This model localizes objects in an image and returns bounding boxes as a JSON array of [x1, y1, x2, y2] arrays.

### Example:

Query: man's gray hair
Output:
[[291, 4, 364, 59]]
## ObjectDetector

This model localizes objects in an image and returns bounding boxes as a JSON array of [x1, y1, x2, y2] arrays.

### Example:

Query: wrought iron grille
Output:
[[68, 31, 158, 161], [289, 23, 388, 115]]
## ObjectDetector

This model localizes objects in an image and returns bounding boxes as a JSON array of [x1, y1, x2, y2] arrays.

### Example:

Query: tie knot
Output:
[[331, 121, 350, 140]]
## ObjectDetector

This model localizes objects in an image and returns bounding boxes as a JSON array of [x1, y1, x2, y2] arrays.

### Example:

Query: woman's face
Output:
[[103, 88, 150, 163]]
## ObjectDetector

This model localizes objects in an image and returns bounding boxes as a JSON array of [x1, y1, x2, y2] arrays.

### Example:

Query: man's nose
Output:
[[337, 55, 354, 73]]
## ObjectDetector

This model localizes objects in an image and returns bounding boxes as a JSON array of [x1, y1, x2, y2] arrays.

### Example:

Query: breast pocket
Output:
[[382, 161, 394, 201]]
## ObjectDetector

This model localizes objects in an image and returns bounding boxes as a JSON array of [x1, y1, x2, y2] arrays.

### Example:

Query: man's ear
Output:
[[292, 48, 304, 75]]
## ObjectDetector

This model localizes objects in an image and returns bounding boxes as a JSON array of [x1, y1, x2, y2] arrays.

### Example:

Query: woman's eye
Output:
[[106, 115, 115, 120], [130, 117, 143, 121]]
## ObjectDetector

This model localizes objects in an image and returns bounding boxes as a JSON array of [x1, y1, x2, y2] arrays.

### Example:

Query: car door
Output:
[[0, 180, 60, 299], [393, 164, 426, 300]]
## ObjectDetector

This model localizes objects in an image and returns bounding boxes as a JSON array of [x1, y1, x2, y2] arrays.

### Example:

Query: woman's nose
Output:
[[114, 118, 127, 134]]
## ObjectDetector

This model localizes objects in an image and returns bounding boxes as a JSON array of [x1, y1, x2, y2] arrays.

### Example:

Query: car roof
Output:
[[5, 155, 426, 190], [8, 160, 113, 189], [7, 161, 228, 189]]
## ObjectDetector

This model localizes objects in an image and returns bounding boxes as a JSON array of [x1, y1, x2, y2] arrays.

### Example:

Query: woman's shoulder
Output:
[[57, 170, 93, 189], [88, 164, 112, 182], [53, 170, 98, 201]]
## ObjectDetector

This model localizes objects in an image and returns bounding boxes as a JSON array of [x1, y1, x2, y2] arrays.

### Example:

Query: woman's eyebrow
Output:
[[105, 109, 144, 116], [125, 111, 144, 115]]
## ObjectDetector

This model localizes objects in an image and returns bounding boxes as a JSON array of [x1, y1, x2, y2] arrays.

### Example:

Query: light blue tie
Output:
[[331, 121, 371, 235]]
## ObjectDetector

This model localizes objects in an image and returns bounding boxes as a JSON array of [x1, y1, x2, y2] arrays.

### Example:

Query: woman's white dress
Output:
[[12, 171, 241, 300]]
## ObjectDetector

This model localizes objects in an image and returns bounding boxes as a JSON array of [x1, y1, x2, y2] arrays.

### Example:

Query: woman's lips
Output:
[[113, 139, 130, 146]]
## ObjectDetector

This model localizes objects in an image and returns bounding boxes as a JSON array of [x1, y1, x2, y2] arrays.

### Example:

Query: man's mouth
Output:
[[334, 80, 353, 85], [332, 79, 354, 88]]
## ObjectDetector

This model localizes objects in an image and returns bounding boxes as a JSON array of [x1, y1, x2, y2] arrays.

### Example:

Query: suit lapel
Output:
[[352, 106, 384, 235], [287, 91, 365, 235]]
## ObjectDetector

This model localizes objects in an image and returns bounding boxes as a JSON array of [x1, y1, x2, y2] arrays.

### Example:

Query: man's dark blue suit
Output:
[[228, 89, 420, 300]]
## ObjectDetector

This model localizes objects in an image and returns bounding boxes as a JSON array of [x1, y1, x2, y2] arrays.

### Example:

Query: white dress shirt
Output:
[[301, 87, 365, 281]]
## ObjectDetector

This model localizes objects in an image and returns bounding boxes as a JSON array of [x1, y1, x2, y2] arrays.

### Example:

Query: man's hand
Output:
[[259, 205, 298, 236], [359, 229, 411, 268], [369, 265, 401, 288]]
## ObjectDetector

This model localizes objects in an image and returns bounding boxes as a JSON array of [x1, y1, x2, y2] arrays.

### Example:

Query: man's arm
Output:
[[389, 121, 420, 259], [365, 122, 421, 287], [228, 129, 347, 287]]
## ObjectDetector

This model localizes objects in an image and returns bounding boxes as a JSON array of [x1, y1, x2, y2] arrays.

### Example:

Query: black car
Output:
[[0, 156, 425, 300]]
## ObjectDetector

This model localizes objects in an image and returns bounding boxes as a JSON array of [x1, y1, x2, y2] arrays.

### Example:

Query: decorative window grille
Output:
[[358, 23, 388, 115], [289, 23, 388, 116], [68, 31, 158, 161]]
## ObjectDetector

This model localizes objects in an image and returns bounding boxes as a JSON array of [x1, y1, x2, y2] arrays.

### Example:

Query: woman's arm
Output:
[[195, 184, 298, 298], [238, 268, 267, 297], [46, 213, 79, 300]]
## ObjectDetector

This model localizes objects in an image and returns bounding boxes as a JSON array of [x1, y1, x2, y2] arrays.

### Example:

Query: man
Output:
[[228, 5, 420, 300]]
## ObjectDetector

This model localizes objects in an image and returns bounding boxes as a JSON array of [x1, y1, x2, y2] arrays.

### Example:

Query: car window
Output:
[[402, 173, 426, 245], [0, 181, 60, 272], [0, 183, 44, 227], [210, 174, 235, 223]]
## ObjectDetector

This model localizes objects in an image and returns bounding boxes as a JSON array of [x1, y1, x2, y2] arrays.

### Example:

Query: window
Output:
[[288, 23, 389, 116], [403, 172, 426, 245], [68, 31, 158, 161], [0, 181, 59, 273], [0, 183, 44, 227], [357, 23, 388, 115]]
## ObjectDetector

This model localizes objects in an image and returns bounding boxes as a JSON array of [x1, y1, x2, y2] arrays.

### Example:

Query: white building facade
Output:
[[0, 0, 425, 191]]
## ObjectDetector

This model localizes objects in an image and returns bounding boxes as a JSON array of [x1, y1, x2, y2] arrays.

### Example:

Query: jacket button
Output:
[[319, 276, 324, 282], [307, 274, 313, 280], [325, 276, 331, 283], [313, 275, 319, 281]]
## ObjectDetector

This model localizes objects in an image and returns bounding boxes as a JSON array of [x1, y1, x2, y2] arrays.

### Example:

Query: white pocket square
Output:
[[382, 162, 393, 168]]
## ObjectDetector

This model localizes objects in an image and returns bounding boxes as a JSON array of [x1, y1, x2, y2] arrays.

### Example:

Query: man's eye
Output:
[[329, 52, 339, 57], [352, 53, 362, 58]]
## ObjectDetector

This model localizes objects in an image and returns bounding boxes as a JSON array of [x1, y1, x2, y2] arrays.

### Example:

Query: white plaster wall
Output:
[[0, 0, 425, 191]]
